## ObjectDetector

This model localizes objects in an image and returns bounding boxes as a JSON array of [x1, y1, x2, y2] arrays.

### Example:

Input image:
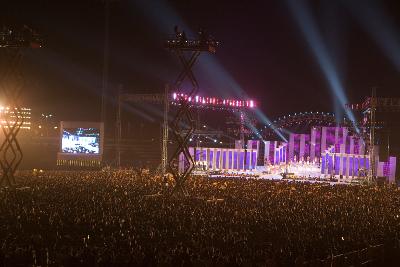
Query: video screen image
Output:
[[62, 128, 100, 154]]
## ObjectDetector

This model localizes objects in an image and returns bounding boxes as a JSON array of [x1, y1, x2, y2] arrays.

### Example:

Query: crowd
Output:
[[1, 170, 400, 266]]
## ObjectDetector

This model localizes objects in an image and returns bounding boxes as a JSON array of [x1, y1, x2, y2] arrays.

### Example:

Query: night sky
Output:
[[3, 0, 400, 123]]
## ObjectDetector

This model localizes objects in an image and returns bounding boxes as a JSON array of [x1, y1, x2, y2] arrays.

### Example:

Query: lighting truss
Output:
[[347, 97, 400, 112], [171, 92, 256, 110], [165, 37, 219, 53]]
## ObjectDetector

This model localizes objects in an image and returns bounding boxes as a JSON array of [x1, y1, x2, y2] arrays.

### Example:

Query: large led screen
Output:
[[62, 128, 100, 154]]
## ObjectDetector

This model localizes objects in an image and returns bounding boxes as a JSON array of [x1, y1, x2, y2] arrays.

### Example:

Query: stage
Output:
[[206, 170, 366, 186]]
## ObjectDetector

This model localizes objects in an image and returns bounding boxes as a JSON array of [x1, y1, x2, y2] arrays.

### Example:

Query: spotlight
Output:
[[287, 0, 358, 132]]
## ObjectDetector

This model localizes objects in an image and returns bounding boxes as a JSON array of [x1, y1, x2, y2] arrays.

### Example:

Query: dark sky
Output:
[[2, 0, 400, 122]]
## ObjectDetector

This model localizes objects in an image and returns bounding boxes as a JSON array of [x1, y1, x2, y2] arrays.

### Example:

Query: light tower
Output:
[[347, 90, 400, 183], [368, 88, 377, 182], [165, 27, 219, 194], [101, 0, 111, 136], [0, 25, 43, 186]]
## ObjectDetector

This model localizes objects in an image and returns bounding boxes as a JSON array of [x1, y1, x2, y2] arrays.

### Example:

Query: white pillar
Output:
[[221, 149, 226, 170], [300, 134, 305, 160], [220, 149, 224, 170], [213, 148, 216, 170], [389, 157, 397, 183], [236, 149, 239, 170], [342, 127, 348, 147], [350, 137, 354, 154], [321, 127, 327, 154], [359, 140, 365, 155], [335, 127, 339, 145], [310, 128, 316, 161], [289, 135, 295, 161], [232, 149, 235, 170], [339, 144, 345, 176]]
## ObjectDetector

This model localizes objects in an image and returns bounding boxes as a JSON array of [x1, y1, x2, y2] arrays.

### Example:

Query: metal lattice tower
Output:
[[115, 85, 122, 169], [239, 111, 245, 148], [101, 0, 111, 136], [346, 90, 400, 182], [161, 85, 169, 175], [368, 88, 377, 181], [165, 27, 219, 194], [0, 26, 42, 187]]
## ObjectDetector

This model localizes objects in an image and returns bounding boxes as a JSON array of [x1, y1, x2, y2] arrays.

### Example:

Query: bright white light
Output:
[[62, 128, 100, 154]]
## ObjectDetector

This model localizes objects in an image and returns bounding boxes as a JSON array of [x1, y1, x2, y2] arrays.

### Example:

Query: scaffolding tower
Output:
[[165, 27, 219, 194], [0, 26, 43, 186]]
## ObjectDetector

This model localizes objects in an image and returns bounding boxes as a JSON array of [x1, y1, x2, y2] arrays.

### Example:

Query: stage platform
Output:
[[205, 169, 366, 186]]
